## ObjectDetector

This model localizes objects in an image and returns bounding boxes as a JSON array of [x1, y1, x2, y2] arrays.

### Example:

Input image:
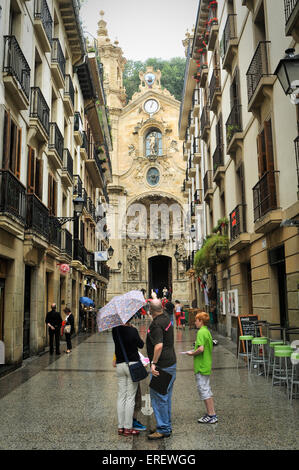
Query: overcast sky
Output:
[[80, 0, 199, 61]]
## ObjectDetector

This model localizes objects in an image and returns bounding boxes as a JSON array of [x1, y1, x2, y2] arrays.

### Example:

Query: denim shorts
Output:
[[195, 372, 213, 400]]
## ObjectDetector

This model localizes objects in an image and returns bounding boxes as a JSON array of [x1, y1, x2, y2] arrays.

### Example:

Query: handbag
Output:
[[64, 324, 71, 334], [117, 329, 148, 382]]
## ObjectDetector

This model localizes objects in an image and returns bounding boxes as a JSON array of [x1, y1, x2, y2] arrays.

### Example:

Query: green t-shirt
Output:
[[193, 326, 213, 376]]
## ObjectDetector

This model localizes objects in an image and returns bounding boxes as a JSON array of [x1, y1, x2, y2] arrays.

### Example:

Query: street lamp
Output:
[[108, 245, 114, 259], [274, 49, 299, 103], [57, 196, 85, 225], [190, 225, 196, 241], [117, 261, 122, 269]]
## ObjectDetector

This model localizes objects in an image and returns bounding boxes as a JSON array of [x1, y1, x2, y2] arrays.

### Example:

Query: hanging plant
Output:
[[194, 233, 229, 275]]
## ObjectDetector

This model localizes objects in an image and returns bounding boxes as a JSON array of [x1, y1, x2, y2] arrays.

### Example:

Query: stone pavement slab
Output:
[[0, 323, 298, 450]]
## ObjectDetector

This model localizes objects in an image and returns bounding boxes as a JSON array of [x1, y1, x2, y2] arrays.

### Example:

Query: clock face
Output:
[[145, 73, 155, 86], [144, 99, 159, 115]]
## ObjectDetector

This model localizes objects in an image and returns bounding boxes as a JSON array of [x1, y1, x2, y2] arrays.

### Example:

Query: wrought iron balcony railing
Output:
[[3, 35, 31, 100], [73, 174, 83, 197], [206, 0, 218, 33], [221, 14, 237, 59], [226, 104, 242, 145], [229, 204, 247, 241], [49, 216, 61, 248], [30, 87, 50, 137], [61, 228, 72, 258], [246, 41, 271, 104], [212, 144, 224, 175], [193, 136, 200, 154], [62, 149, 73, 179], [51, 38, 65, 78], [204, 170, 213, 195], [100, 263, 110, 281], [74, 111, 83, 132], [34, 0, 53, 44], [253, 170, 278, 222], [49, 122, 64, 163], [81, 130, 89, 154], [284, 0, 298, 25], [26, 193, 49, 239], [86, 251, 95, 271], [64, 74, 75, 107], [192, 87, 200, 107], [194, 189, 202, 204], [209, 69, 221, 104], [200, 106, 210, 137], [87, 197, 96, 221], [0, 170, 26, 224], [73, 238, 84, 264]]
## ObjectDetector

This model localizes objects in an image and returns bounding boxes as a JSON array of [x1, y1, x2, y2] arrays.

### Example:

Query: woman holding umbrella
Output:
[[97, 290, 147, 436], [112, 319, 144, 436]]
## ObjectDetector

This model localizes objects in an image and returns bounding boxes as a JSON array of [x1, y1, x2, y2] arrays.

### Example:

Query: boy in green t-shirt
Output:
[[187, 312, 218, 424]]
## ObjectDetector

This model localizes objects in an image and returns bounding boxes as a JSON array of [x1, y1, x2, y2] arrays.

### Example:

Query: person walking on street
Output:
[[63, 307, 74, 354], [187, 312, 218, 424], [180, 308, 186, 330], [146, 299, 176, 440], [112, 320, 144, 436], [174, 300, 182, 329], [164, 301, 174, 326], [45, 304, 63, 355]]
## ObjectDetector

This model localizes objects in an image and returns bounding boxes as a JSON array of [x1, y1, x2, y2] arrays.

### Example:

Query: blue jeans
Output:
[[150, 363, 176, 435]]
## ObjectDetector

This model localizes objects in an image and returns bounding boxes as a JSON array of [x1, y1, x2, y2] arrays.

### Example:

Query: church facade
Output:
[[96, 12, 189, 302]]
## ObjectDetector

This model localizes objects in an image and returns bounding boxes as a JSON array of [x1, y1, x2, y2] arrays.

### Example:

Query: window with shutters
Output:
[[48, 173, 57, 216], [253, 119, 277, 221], [27, 146, 43, 199], [2, 109, 22, 179]]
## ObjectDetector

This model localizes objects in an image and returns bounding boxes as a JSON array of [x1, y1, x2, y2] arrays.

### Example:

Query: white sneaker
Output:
[[198, 414, 218, 424]]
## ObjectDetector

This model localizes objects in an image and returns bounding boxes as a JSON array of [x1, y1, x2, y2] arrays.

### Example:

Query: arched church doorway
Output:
[[148, 255, 172, 299]]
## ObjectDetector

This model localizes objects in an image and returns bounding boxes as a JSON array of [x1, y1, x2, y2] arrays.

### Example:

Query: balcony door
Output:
[[269, 246, 288, 334], [23, 266, 32, 359]]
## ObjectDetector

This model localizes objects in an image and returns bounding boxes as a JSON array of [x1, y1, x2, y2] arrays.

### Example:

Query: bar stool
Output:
[[290, 352, 299, 403], [271, 349, 292, 397], [250, 337, 268, 376], [237, 335, 254, 371], [267, 341, 284, 378]]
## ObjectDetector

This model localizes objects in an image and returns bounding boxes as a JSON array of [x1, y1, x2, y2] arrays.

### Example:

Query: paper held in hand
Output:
[[180, 350, 193, 355]]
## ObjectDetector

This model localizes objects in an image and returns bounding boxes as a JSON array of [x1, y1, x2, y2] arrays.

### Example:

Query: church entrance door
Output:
[[148, 256, 172, 299]]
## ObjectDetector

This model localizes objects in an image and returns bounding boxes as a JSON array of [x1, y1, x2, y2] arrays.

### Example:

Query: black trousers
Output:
[[49, 327, 60, 353], [65, 333, 72, 350]]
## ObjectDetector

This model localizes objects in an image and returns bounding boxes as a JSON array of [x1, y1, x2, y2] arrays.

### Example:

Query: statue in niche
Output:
[[127, 245, 140, 279], [149, 132, 157, 154]]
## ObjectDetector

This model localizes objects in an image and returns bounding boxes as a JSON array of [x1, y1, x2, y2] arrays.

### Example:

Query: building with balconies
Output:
[[179, 0, 299, 343], [0, 0, 112, 369]]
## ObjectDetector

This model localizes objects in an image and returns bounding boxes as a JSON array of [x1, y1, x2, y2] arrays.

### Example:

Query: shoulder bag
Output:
[[64, 324, 71, 334], [117, 329, 148, 382]]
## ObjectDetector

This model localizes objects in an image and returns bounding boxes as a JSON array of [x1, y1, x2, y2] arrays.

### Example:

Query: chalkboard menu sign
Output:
[[238, 315, 261, 353]]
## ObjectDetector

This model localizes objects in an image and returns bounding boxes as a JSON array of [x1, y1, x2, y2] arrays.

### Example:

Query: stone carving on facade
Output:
[[169, 140, 179, 152], [151, 240, 166, 255], [128, 144, 136, 157], [127, 245, 140, 280]]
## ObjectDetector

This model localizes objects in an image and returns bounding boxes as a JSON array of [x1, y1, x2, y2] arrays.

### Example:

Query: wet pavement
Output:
[[0, 321, 298, 451]]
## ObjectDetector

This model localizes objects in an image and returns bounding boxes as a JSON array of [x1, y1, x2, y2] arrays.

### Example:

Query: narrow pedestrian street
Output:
[[0, 322, 298, 451]]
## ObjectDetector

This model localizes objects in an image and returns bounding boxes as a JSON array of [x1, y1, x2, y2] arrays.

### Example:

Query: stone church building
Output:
[[96, 12, 189, 302]]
